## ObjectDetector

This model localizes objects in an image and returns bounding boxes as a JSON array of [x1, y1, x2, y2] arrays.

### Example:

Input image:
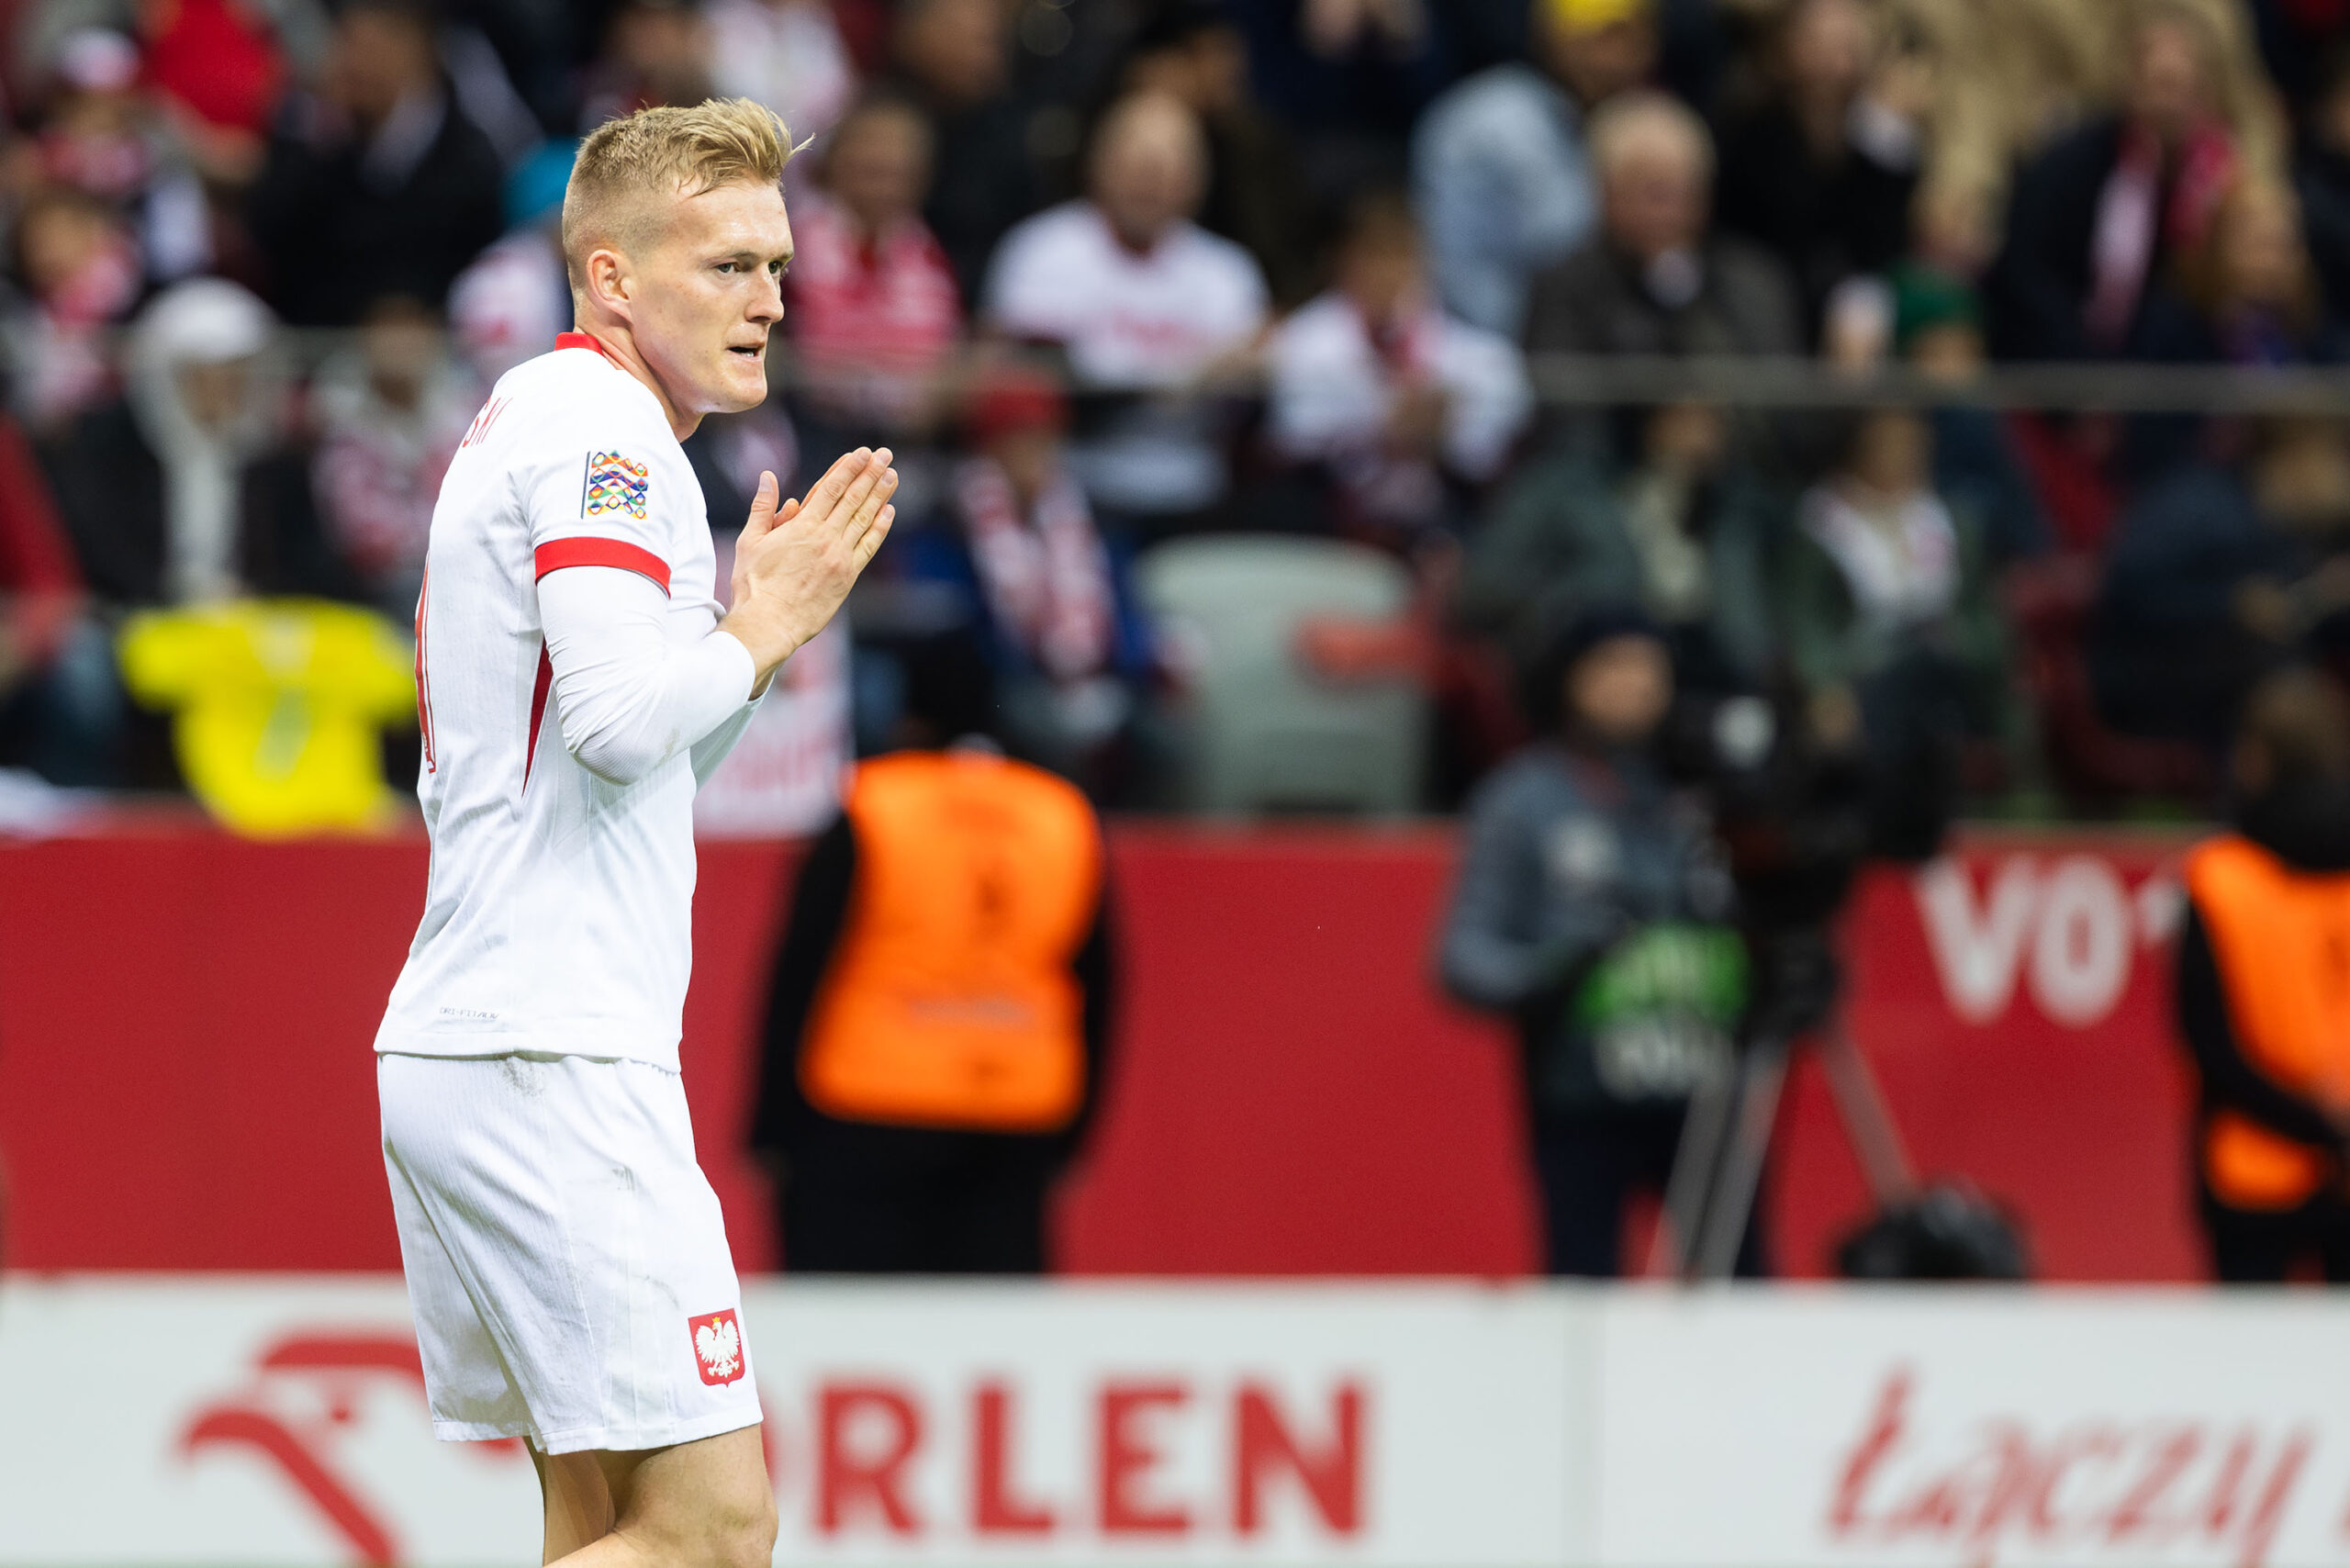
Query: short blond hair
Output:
[[562, 98, 795, 288]]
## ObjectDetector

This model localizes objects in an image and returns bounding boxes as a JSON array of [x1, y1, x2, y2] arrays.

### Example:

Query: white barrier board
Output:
[[9, 1279, 2350, 1567], [1594, 1288, 2350, 1568], [0, 1278, 1583, 1566]]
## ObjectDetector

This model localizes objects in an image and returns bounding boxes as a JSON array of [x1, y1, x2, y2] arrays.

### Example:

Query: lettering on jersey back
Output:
[[457, 397, 509, 450]]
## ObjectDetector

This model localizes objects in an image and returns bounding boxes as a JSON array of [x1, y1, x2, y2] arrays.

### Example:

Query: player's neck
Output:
[[565, 323, 703, 442]]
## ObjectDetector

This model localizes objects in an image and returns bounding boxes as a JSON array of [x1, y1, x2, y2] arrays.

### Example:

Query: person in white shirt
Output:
[[374, 98, 897, 1564], [982, 89, 1268, 533], [1268, 188, 1532, 541]]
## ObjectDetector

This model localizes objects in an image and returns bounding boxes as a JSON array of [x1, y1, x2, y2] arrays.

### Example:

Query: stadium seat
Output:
[[1137, 535, 1426, 814]]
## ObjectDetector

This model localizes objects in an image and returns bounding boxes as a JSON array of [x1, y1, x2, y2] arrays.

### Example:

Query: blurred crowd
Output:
[[0, 0, 2346, 815]]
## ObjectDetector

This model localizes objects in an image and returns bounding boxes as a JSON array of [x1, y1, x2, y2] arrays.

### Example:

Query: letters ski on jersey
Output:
[[376, 333, 727, 1070]]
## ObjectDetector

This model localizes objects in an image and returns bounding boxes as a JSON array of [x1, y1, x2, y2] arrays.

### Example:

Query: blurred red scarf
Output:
[[2085, 119, 2234, 350], [957, 456, 1113, 683]]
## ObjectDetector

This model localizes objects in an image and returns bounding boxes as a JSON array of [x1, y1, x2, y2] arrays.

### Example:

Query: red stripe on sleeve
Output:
[[533, 537, 671, 594]]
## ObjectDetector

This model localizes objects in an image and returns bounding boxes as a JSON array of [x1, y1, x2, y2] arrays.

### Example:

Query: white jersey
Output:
[[376, 333, 738, 1070]]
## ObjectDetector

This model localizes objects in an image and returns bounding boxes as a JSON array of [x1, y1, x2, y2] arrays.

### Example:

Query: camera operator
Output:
[[1438, 605, 1762, 1277]]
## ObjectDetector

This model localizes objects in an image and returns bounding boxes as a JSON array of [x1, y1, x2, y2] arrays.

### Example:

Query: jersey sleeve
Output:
[[539, 564, 755, 786], [518, 398, 686, 595]]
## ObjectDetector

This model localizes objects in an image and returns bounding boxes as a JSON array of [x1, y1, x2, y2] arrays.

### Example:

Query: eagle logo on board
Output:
[[584, 452, 650, 520], [688, 1308, 744, 1385]]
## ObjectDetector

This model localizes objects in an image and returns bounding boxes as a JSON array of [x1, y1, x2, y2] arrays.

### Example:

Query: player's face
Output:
[[634, 178, 792, 418]]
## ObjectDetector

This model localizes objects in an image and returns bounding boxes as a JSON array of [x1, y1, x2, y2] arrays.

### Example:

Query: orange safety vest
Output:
[[2184, 834, 2350, 1209], [799, 749, 1103, 1133]]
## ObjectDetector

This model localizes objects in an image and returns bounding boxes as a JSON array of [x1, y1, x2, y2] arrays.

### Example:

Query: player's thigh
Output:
[[604, 1426, 777, 1563], [533, 1444, 614, 1564]]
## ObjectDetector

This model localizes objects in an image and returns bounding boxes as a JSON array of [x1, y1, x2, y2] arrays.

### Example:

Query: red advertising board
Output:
[[0, 817, 2205, 1281], [1777, 832, 2203, 1281]]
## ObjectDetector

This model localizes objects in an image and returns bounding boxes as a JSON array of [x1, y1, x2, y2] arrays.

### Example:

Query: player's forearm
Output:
[[541, 566, 756, 787]]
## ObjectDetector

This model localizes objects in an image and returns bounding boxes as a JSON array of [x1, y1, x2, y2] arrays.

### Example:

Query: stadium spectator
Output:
[[425, 6, 554, 168], [19, 28, 148, 201], [982, 90, 1269, 538], [137, 0, 302, 150], [703, 0, 857, 154], [1520, 90, 1803, 364], [305, 295, 473, 617], [1225, 0, 1449, 172], [1125, 0, 1320, 309], [751, 639, 1116, 1274], [1780, 409, 2009, 808], [6, 185, 140, 432], [936, 365, 1155, 799], [421, 29, 542, 174], [2138, 175, 2339, 366], [784, 91, 962, 454], [1887, 0, 2280, 286], [18, 27, 216, 283], [245, 0, 505, 325], [1519, 90, 1802, 461], [888, 0, 1042, 306], [1986, 1, 2243, 362], [2124, 174, 2341, 482], [2177, 666, 2350, 1282], [38, 278, 342, 607], [573, 0, 717, 129], [2093, 417, 2350, 751], [0, 409, 109, 784], [1890, 265, 2055, 564], [1438, 606, 1760, 1277], [1411, 0, 1658, 337], [1459, 402, 1779, 693], [1266, 188, 1532, 543], [2295, 45, 2350, 324], [1712, 0, 1922, 341]]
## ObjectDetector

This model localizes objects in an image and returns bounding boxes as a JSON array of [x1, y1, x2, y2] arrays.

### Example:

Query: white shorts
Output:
[[377, 1051, 762, 1453]]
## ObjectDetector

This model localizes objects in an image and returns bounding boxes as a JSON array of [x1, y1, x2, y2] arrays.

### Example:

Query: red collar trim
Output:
[[554, 331, 614, 362]]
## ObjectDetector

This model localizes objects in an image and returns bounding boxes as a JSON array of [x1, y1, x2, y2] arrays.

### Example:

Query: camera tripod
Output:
[[1644, 1011, 1919, 1282]]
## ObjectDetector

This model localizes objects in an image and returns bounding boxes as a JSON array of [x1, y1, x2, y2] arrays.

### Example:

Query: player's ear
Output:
[[585, 245, 634, 316]]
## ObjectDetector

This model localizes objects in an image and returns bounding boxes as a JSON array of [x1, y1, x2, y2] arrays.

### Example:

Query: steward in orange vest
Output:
[[751, 744, 1114, 1273], [2177, 669, 2350, 1282]]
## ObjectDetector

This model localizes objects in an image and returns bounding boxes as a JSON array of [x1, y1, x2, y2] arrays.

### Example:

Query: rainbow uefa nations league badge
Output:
[[584, 452, 650, 520]]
